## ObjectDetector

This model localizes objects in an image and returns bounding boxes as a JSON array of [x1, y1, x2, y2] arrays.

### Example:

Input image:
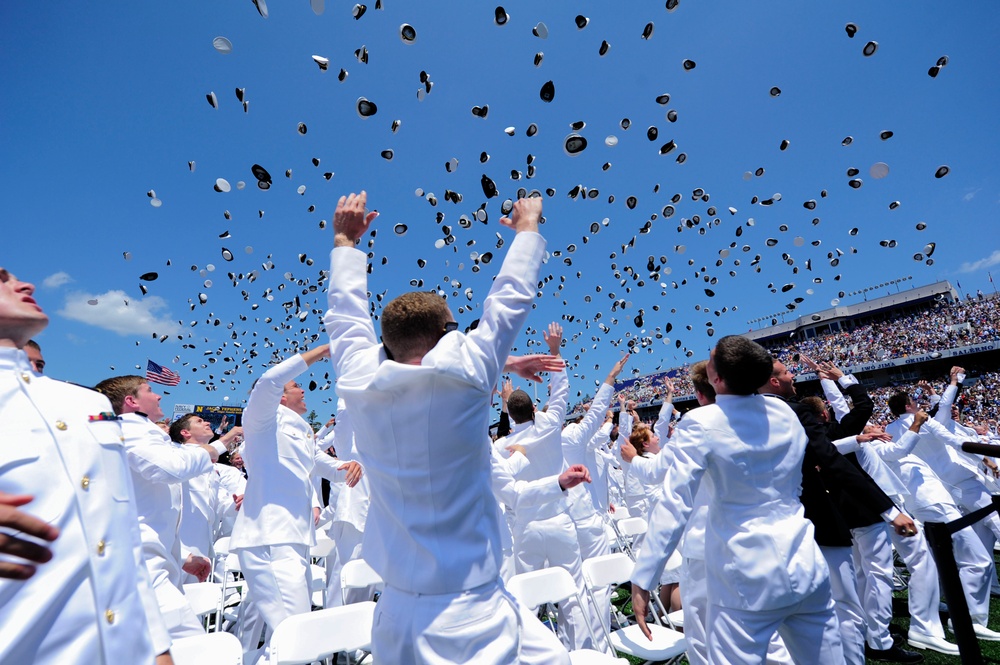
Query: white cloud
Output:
[[42, 271, 73, 289], [59, 290, 181, 336], [958, 250, 1000, 274], [963, 188, 981, 202]]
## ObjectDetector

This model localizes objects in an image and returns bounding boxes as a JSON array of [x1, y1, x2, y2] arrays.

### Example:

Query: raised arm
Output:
[[325, 191, 381, 379], [243, 347, 328, 434], [460, 197, 546, 391], [933, 366, 964, 425], [540, 323, 570, 423], [561, 354, 628, 451], [653, 377, 675, 436]]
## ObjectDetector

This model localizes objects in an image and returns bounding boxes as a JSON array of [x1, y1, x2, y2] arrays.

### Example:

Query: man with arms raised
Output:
[[325, 191, 569, 664]]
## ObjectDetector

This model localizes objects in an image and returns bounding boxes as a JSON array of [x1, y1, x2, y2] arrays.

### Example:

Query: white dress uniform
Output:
[[215, 463, 247, 538], [559, 385, 617, 649], [868, 423, 995, 627], [230, 354, 319, 662], [0, 347, 170, 664], [178, 463, 234, 583], [326, 230, 569, 665], [632, 394, 844, 665], [493, 370, 597, 651], [120, 412, 213, 639], [315, 404, 373, 607]]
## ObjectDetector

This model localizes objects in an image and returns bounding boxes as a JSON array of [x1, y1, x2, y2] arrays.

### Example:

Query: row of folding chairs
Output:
[[505, 552, 687, 665], [170, 600, 376, 665]]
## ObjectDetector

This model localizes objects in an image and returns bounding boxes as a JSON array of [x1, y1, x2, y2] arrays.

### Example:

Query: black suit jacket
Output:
[[823, 382, 894, 531], [772, 394, 895, 547]]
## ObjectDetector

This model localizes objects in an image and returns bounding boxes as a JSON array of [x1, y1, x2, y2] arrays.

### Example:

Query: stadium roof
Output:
[[744, 280, 959, 343]]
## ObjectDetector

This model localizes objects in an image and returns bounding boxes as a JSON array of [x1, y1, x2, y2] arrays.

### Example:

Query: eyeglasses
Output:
[[444, 321, 459, 333]]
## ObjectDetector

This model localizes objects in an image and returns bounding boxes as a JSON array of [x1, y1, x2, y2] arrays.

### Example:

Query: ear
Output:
[[123, 394, 139, 410], [279, 393, 288, 406]]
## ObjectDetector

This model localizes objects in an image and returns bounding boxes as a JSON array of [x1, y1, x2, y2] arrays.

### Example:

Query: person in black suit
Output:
[[759, 358, 921, 665]]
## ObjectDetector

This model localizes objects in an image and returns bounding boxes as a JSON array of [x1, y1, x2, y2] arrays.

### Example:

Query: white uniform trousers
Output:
[[514, 513, 598, 652], [680, 558, 709, 665], [237, 544, 312, 664], [569, 511, 613, 652], [324, 522, 369, 607], [850, 523, 896, 649], [707, 578, 843, 665], [147, 555, 205, 639], [906, 501, 993, 624], [949, 477, 1000, 598], [820, 545, 866, 665], [950, 476, 1000, 541], [889, 527, 946, 638], [373, 579, 570, 665], [681, 558, 793, 665]]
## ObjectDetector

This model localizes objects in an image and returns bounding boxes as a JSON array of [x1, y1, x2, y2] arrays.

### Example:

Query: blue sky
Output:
[[3, 1, 999, 413]]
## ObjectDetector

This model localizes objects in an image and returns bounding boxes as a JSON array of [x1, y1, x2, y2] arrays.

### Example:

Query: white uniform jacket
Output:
[[325, 230, 546, 595], [868, 426, 966, 513], [562, 383, 614, 514], [121, 413, 213, 584], [179, 465, 233, 559], [631, 394, 828, 612], [0, 348, 169, 663], [230, 354, 319, 550], [886, 414, 982, 487]]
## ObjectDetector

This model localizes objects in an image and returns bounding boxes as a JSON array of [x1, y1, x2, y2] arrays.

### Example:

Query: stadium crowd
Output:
[[5, 193, 1000, 665]]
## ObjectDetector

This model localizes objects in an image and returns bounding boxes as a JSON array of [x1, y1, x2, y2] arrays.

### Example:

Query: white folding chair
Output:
[[310, 563, 329, 608], [581, 554, 686, 665], [183, 582, 224, 632], [169, 632, 243, 665], [340, 558, 384, 605], [213, 536, 231, 575], [569, 651, 630, 665], [312, 536, 337, 563], [269, 601, 376, 665], [219, 552, 247, 631], [608, 516, 647, 558], [506, 566, 604, 659]]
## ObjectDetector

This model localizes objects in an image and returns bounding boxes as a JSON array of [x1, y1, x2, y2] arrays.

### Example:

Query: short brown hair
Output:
[[380, 291, 452, 362], [629, 423, 654, 455], [169, 413, 199, 443], [94, 375, 146, 415], [800, 396, 827, 419], [713, 336, 772, 395], [689, 360, 715, 401], [507, 389, 534, 424]]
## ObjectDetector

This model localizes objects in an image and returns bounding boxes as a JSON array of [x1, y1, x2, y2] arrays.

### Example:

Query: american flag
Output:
[[146, 359, 181, 386]]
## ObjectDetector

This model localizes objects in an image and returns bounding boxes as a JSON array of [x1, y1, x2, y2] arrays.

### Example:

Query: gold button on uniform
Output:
[[97, 540, 106, 556], [20, 372, 31, 383], [55, 420, 68, 431], [81, 476, 91, 490], [105, 609, 115, 624]]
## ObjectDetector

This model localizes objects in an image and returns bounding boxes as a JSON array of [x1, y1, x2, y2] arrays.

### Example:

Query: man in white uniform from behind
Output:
[[325, 191, 569, 664], [631, 335, 844, 664]]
